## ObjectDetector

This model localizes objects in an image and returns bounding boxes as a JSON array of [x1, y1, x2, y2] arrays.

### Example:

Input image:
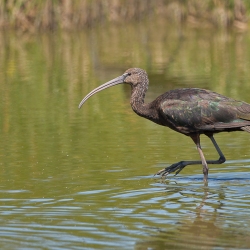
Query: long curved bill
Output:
[[78, 73, 128, 108]]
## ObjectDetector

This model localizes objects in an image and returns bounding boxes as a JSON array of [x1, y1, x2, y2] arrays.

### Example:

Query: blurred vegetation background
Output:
[[0, 0, 249, 31]]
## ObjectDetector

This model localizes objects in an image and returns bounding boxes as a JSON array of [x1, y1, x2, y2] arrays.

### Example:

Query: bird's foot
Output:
[[155, 161, 186, 178]]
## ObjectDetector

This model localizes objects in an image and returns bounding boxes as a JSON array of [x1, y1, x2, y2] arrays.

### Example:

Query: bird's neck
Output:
[[130, 84, 159, 123]]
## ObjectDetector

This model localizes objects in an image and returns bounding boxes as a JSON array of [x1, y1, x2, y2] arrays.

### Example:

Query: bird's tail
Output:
[[241, 126, 250, 133]]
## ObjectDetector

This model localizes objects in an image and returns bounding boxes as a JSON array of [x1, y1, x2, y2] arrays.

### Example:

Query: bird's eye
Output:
[[123, 72, 131, 77]]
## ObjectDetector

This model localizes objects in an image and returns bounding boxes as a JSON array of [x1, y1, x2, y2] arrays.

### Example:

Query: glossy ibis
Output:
[[79, 68, 250, 182]]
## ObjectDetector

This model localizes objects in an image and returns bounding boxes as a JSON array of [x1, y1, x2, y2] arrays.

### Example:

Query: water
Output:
[[1, 22, 250, 249]]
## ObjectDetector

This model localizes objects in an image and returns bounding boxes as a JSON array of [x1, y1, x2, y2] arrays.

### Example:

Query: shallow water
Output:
[[1, 22, 250, 249]]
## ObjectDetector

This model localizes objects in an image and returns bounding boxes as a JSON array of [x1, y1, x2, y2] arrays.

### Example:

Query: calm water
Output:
[[1, 21, 250, 249]]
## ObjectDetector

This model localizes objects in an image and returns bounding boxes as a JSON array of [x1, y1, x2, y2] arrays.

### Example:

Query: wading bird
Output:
[[79, 68, 250, 183]]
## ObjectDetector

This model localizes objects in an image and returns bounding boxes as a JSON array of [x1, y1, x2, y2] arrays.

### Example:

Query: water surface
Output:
[[1, 22, 250, 249]]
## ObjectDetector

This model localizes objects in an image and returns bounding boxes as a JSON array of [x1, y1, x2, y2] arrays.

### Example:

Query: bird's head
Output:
[[123, 68, 148, 86], [78, 68, 148, 108]]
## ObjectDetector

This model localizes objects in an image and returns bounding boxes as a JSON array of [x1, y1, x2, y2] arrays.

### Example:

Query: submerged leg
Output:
[[155, 133, 226, 182]]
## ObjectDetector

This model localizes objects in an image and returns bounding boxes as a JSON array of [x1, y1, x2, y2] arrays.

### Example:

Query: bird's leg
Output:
[[155, 133, 226, 182], [191, 134, 209, 183], [155, 133, 207, 179], [205, 133, 226, 165]]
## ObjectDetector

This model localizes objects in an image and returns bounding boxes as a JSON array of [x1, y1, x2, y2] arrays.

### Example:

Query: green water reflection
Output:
[[0, 22, 250, 249]]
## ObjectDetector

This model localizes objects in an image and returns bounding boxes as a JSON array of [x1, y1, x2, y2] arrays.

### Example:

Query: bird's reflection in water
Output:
[[134, 183, 250, 250]]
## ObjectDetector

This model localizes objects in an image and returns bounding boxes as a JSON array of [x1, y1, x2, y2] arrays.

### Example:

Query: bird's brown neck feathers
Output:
[[130, 81, 160, 124]]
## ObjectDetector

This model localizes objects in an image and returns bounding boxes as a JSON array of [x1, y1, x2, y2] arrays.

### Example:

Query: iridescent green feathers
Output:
[[159, 88, 250, 135]]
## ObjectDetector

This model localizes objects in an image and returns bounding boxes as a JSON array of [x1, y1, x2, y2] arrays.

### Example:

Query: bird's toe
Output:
[[154, 168, 169, 177], [155, 161, 186, 178]]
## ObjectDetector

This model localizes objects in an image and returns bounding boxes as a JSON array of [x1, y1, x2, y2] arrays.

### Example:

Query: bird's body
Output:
[[143, 88, 250, 135], [79, 68, 250, 183]]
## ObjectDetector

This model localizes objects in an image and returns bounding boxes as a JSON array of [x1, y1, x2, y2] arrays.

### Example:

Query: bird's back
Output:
[[157, 88, 250, 135]]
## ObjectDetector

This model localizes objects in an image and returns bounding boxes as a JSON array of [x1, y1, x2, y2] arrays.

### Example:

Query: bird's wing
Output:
[[236, 102, 250, 120], [160, 97, 250, 133], [196, 99, 250, 131], [159, 99, 204, 133], [201, 101, 250, 131]]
